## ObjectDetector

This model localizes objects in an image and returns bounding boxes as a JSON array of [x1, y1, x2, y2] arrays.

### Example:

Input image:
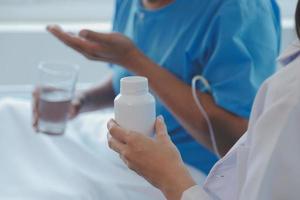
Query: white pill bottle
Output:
[[114, 76, 156, 136]]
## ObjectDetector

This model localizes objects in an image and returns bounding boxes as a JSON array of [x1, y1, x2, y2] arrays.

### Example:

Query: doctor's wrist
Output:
[[160, 164, 197, 200]]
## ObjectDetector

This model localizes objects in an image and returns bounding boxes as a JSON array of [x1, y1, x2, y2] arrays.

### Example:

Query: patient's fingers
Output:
[[32, 88, 40, 131], [69, 98, 81, 119], [107, 119, 129, 144], [47, 25, 98, 56], [79, 29, 111, 44]]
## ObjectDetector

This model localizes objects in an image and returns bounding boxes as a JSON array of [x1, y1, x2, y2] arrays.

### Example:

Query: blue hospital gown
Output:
[[111, 0, 281, 174]]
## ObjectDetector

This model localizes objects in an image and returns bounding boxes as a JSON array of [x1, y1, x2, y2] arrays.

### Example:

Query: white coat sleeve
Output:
[[181, 185, 211, 200], [239, 96, 300, 199]]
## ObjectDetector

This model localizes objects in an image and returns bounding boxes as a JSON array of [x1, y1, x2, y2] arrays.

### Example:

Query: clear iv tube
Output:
[[191, 76, 221, 158]]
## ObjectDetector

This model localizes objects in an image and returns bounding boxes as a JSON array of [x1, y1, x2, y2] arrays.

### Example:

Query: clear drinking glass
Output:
[[37, 61, 79, 135]]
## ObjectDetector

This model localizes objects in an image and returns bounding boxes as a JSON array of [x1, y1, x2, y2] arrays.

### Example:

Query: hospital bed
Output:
[[0, 86, 205, 200]]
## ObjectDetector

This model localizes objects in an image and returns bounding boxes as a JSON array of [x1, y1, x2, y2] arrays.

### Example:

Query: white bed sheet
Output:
[[0, 98, 205, 200]]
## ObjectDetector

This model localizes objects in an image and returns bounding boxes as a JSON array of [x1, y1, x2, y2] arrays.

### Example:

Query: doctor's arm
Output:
[[239, 100, 300, 199], [47, 26, 247, 156]]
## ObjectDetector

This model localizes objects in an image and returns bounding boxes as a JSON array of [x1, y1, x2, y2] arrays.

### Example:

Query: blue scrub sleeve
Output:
[[200, 1, 280, 118]]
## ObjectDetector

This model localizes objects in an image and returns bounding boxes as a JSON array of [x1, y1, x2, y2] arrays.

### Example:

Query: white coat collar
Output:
[[277, 40, 300, 66]]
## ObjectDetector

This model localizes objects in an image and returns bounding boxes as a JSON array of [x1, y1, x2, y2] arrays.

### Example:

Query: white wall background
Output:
[[0, 23, 112, 85], [0, 0, 114, 87], [278, 0, 298, 49], [0, 0, 297, 88]]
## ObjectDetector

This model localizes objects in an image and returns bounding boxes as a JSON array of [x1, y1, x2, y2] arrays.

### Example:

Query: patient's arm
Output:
[[78, 74, 115, 114], [47, 26, 247, 155], [130, 53, 247, 156]]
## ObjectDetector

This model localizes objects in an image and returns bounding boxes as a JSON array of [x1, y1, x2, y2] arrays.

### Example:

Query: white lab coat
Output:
[[182, 42, 300, 200]]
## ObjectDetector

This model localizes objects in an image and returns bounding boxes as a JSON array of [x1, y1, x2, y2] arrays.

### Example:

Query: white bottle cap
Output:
[[120, 76, 149, 95]]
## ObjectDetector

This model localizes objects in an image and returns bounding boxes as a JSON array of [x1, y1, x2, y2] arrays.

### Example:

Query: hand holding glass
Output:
[[34, 62, 79, 135]]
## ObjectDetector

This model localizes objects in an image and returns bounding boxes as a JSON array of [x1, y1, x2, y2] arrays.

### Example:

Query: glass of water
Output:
[[37, 61, 79, 135]]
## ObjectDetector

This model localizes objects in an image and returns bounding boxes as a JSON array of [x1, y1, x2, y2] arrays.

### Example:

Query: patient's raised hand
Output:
[[46, 25, 140, 70]]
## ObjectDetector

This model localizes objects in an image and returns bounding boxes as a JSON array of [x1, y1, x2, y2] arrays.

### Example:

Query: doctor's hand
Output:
[[107, 117, 196, 200], [47, 25, 140, 68]]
